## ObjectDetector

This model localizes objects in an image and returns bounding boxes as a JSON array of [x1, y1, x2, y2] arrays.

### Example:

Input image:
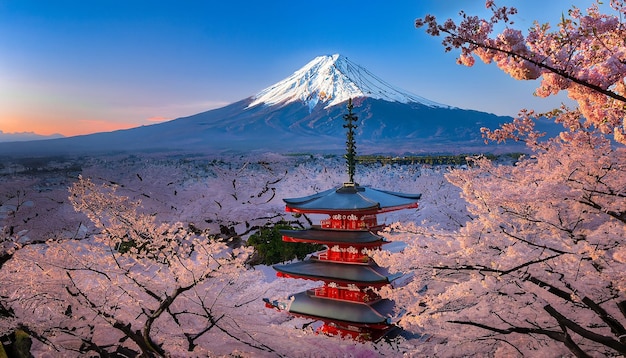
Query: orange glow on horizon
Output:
[[146, 116, 170, 123], [1, 116, 148, 137]]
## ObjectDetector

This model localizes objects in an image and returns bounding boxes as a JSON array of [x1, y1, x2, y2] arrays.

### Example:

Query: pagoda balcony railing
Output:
[[320, 214, 380, 230], [310, 284, 381, 303], [315, 245, 371, 264]]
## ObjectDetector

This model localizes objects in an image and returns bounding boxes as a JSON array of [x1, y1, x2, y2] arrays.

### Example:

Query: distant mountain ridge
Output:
[[0, 54, 558, 157], [0, 131, 64, 143]]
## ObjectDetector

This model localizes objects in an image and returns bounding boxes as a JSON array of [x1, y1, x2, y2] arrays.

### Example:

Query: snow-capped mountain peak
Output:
[[248, 54, 449, 110]]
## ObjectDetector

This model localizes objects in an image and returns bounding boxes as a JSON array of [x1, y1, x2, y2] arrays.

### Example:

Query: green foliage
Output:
[[246, 221, 323, 266], [1, 329, 32, 358], [356, 153, 508, 166], [12, 330, 31, 358], [115, 240, 137, 254]]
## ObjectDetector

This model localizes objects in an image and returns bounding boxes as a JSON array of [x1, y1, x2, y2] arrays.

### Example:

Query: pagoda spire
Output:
[[343, 98, 358, 184]]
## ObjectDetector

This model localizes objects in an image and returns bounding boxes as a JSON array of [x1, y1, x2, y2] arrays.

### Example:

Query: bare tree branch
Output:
[[544, 305, 626, 354]]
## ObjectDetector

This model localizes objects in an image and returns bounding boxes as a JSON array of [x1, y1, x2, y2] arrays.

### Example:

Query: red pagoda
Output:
[[264, 99, 421, 340]]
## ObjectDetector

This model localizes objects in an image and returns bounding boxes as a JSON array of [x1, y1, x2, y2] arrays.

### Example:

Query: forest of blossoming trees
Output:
[[1, 1, 625, 356]]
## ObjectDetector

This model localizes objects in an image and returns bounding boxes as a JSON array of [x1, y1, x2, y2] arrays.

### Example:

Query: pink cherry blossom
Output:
[[416, 0, 626, 144]]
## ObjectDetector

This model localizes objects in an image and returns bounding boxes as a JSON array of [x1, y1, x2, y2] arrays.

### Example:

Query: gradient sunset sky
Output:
[[0, 1, 603, 137]]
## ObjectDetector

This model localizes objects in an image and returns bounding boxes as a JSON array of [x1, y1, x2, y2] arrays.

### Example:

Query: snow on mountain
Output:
[[249, 54, 450, 110]]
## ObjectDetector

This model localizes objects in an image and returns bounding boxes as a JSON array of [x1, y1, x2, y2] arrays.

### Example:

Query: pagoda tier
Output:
[[265, 291, 394, 328], [273, 260, 402, 288], [280, 227, 386, 248], [264, 291, 397, 340]]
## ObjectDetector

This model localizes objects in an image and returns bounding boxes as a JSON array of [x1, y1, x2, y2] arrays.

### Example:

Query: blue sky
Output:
[[0, 1, 602, 136]]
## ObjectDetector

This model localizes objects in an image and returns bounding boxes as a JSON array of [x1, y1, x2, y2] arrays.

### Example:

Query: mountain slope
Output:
[[0, 54, 555, 157]]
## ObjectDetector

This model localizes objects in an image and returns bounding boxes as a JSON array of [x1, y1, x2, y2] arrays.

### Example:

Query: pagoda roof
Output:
[[283, 291, 394, 328], [283, 183, 421, 214], [280, 227, 386, 246], [273, 259, 401, 286]]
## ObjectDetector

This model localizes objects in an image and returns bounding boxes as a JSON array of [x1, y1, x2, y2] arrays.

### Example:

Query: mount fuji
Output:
[[0, 54, 553, 157]]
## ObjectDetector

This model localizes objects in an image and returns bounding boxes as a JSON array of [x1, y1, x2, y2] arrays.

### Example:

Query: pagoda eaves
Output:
[[283, 184, 421, 214], [280, 227, 386, 247], [283, 291, 394, 328], [273, 260, 402, 287]]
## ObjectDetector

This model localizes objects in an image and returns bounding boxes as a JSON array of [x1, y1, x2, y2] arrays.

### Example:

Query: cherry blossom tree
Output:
[[376, 1, 626, 356], [376, 129, 625, 356], [416, 0, 626, 145], [0, 168, 409, 357], [0, 176, 267, 356], [0, 176, 80, 248]]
